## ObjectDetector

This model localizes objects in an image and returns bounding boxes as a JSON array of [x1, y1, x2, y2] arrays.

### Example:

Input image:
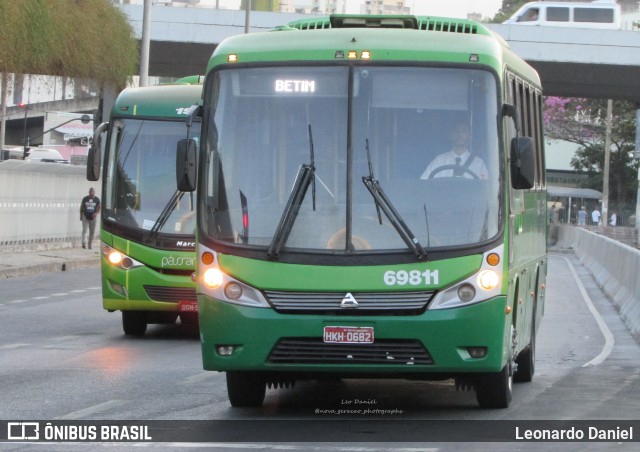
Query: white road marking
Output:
[[51, 335, 80, 342], [179, 371, 218, 386], [55, 400, 128, 420], [562, 256, 614, 366], [0, 343, 30, 350]]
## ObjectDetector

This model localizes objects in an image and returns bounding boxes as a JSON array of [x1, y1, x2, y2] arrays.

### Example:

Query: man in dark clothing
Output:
[[80, 187, 100, 249]]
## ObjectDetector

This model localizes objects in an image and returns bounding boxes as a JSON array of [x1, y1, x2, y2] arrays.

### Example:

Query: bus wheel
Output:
[[226, 372, 266, 407], [180, 313, 199, 337], [475, 363, 512, 409], [514, 310, 536, 382], [122, 311, 147, 337], [476, 326, 514, 408]]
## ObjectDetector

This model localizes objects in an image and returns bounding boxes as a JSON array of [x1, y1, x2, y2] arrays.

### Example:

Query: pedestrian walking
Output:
[[80, 187, 100, 249], [578, 206, 587, 225]]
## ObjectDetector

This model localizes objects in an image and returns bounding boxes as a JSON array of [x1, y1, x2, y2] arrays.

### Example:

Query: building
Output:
[[359, 0, 409, 15]]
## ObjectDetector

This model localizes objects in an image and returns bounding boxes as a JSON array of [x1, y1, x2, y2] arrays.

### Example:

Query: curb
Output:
[[0, 257, 99, 279]]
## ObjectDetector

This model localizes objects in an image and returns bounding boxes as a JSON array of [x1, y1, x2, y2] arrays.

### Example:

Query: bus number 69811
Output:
[[384, 269, 439, 286]]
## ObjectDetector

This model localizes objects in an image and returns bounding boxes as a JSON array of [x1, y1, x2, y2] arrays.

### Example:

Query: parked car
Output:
[[25, 148, 69, 164]]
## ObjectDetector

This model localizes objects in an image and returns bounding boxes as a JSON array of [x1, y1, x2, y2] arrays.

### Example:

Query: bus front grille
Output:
[[268, 338, 433, 365], [263, 290, 435, 315], [143, 285, 197, 303]]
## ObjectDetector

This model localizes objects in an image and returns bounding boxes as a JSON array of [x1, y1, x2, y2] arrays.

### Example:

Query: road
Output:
[[1, 252, 639, 450]]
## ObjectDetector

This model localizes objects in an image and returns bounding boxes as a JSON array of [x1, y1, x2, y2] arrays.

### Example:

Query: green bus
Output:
[[87, 78, 202, 336], [180, 15, 547, 408]]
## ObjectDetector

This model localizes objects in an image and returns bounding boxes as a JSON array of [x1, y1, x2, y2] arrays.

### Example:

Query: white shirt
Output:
[[592, 210, 601, 223], [420, 150, 489, 180]]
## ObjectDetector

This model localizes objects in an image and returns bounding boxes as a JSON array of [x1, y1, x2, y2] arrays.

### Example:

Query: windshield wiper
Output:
[[145, 189, 186, 243], [362, 140, 427, 260], [267, 125, 316, 259]]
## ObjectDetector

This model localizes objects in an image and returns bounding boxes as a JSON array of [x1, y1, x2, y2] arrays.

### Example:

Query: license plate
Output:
[[178, 301, 198, 312], [323, 326, 374, 344]]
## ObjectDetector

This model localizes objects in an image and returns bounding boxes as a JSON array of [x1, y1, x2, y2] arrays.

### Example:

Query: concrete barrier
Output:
[[556, 224, 640, 341], [0, 160, 97, 249]]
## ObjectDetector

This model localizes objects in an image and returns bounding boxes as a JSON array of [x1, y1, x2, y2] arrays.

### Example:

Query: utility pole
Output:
[[0, 73, 7, 159], [20, 103, 29, 159], [139, 0, 152, 87], [244, 0, 251, 34], [602, 99, 613, 225]]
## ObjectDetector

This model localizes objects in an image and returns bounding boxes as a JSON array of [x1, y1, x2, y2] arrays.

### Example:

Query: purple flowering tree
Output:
[[544, 97, 638, 209]]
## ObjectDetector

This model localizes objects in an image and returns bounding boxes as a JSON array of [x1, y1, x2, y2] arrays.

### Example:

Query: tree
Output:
[[490, 0, 529, 23], [544, 97, 639, 212], [0, 0, 138, 85]]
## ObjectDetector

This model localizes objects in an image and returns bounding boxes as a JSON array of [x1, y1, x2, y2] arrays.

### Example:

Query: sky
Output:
[[209, 1, 505, 20]]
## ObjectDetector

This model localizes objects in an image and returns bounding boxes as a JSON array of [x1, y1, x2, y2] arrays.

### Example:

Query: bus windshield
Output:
[[202, 65, 500, 256], [104, 118, 200, 236]]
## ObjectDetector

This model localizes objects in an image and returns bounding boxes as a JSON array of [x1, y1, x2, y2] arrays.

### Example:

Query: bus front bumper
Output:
[[199, 295, 510, 376]]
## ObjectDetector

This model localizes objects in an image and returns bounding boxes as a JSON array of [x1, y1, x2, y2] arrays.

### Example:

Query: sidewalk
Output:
[[0, 245, 100, 279]]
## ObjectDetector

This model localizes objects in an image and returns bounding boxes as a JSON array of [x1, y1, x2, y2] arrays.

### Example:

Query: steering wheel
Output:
[[427, 164, 480, 180]]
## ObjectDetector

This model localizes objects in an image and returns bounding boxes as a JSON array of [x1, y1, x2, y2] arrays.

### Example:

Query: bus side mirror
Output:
[[502, 103, 521, 133], [176, 138, 197, 192], [86, 146, 101, 181], [510, 137, 535, 189], [86, 122, 108, 181]]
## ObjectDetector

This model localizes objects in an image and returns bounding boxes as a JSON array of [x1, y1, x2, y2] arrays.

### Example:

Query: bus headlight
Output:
[[199, 247, 270, 308], [224, 282, 243, 300], [478, 270, 499, 290], [457, 284, 476, 303], [102, 243, 144, 270], [203, 268, 224, 289], [428, 245, 504, 310], [108, 250, 123, 265]]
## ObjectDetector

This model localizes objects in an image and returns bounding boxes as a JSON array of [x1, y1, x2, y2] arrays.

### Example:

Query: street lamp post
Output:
[[19, 103, 28, 159], [23, 114, 91, 159], [244, 0, 251, 34]]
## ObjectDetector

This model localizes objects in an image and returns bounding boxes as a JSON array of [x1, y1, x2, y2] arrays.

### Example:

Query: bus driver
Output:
[[420, 119, 489, 180]]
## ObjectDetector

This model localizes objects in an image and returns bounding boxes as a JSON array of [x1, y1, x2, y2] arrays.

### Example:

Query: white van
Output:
[[503, 1, 621, 29], [25, 148, 69, 163]]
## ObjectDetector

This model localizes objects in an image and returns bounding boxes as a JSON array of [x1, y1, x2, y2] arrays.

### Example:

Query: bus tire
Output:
[[226, 372, 266, 407], [475, 363, 512, 409], [180, 313, 199, 336], [122, 311, 147, 337], [515, 311, 536, 383]]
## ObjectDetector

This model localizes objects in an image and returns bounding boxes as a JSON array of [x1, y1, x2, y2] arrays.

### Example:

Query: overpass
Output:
[[119, 4, 640, 103], [3, 5, 639, 149]]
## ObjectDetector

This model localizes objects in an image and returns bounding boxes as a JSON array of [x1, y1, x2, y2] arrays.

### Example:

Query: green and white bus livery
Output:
[[88, 79, 202, 336], [180, 16, 547, 408]]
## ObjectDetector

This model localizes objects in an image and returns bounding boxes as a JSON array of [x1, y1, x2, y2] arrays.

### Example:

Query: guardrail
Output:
[[0, 160, 96, 250], [555, 224, 640, 341]]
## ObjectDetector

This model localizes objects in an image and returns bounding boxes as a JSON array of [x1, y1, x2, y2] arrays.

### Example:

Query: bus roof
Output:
[[112, 83, 202, 119], [206, 14, 539, 86]]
